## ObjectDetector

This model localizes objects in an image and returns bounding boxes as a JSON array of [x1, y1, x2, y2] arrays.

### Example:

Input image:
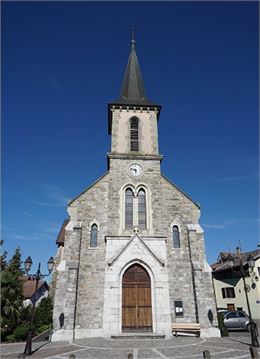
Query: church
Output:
[[52, 34, 220, 340]]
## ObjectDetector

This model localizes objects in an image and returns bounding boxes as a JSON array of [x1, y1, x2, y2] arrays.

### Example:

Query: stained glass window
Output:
[[173, 226, 180, 248], [90, 224, 98, 247], [125, 188, 134, 228], [138, 189, 146, 229]]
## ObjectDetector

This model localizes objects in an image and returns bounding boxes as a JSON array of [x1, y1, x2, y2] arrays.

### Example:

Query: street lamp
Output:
[[227, 248, 259, 348], [23, 256, 54, 356]]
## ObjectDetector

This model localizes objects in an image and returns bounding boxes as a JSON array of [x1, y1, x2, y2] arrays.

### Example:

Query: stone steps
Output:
[[111, 333, 165, 339]]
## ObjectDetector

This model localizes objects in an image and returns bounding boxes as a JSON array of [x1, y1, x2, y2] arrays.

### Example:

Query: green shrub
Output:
[[217, 313, 229, 337], [36, 324, 50, 335], [5, 333, 16, 342], [14, 323, 29, 341], [35, 297, 53, 330]]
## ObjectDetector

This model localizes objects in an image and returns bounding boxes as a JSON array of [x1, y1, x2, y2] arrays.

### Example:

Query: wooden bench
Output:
[[172, 323, 201, 337]]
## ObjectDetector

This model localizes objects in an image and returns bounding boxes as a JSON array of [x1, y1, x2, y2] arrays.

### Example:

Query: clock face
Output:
[[129, 163, 143, 177]]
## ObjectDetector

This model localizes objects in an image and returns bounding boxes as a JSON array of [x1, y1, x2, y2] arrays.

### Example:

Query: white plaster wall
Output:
[[102, 235, 172, 338]]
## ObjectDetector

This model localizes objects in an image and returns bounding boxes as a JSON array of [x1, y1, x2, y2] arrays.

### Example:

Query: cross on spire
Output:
[[131, 24, 136, 48]]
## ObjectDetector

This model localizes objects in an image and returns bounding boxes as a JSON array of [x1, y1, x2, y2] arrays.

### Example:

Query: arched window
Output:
[[172, 226, 180, 248], [125, 188, 134, 229], [138, 189, 146, 229], [130, 117, 139, 151], [90, 224, 98, 247]]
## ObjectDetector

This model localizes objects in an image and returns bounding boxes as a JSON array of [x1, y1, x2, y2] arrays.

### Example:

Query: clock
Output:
[[129, 163, 143, 177]]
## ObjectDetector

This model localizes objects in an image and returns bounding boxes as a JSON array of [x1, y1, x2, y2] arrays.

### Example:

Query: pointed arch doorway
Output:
[[122, 264, 152, 331]]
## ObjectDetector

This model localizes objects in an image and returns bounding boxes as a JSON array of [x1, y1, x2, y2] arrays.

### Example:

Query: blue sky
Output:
[[2, 1, 259, 274]]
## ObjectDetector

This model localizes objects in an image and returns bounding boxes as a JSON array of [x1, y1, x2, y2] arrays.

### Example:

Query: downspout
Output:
[[187, 228, 199, 323], [72, 225, 83, 340]]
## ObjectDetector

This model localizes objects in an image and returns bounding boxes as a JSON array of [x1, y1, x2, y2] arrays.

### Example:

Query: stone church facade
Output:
[[52, 35, 220, 340]]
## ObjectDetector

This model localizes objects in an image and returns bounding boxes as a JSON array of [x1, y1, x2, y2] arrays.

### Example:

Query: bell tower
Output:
[[107, 31, 162, 166]]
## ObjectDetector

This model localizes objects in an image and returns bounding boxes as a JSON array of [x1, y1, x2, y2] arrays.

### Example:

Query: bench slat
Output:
[[172, 323, 201, 338], [172, 323, 200, 329]]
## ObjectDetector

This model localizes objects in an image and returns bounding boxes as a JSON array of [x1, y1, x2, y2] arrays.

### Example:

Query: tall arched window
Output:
[[138, 189, 146, 229], [130, 117, 139, 151], [125, 188, 134, 229], [172, 226, 180, 248], [90, 224, 98, 247]]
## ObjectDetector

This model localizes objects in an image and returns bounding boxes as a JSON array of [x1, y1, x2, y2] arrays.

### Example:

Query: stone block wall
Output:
[[52, 157, 220, 339]]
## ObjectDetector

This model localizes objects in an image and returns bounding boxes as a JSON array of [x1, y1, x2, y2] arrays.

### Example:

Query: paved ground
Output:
[[1, 333, 260, 359]]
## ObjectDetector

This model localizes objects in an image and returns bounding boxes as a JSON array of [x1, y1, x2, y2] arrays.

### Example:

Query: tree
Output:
[[1, 247, 54, 341], [35, 297, 53, 330], [7, 247, 23, 275], [1, 247, 24, 340], [0, 250, 8, 271]]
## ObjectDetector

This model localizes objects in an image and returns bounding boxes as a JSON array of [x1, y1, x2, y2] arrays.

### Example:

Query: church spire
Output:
[[115, 28, 156, 106]]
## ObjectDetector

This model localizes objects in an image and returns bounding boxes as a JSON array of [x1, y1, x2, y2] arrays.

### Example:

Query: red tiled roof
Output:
[[21, 276, 46, 299]]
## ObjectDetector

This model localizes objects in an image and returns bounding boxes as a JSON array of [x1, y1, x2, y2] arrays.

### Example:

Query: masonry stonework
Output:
[[52, 36, 220, 341]]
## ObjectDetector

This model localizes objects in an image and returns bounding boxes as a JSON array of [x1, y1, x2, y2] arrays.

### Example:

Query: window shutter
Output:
[[130, 118, 139, 151]]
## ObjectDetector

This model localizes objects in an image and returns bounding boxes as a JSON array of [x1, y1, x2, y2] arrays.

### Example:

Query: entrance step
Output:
[[111, 333, 165, 339]]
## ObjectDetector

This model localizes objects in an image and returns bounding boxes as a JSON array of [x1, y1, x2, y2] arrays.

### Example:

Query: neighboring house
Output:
[[51, 34, 219, 341], [211, 249, 260, 329], [22, 276, 49, 307]]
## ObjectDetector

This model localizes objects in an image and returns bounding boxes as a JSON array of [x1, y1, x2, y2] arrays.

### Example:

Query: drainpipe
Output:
[[72, 226, 83, 340], [187, 228, 199, 323]]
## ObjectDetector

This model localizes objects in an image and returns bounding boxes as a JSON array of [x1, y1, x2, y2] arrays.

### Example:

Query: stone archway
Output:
[[122, 263, 152, 331]]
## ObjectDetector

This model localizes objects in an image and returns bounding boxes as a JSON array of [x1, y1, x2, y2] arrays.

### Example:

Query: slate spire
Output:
[[115, 28, 156, 106]]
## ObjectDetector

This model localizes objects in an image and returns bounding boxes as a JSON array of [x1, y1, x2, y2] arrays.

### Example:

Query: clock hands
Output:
[[129, 164, 142, 177]]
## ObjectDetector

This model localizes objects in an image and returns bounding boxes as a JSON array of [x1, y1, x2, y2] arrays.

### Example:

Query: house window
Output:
[[90, 224, 98, 247], [130, 117, 139, 151], [172, 226, 180, 248], [227, 303, 235, 311], [125, 188, 134, 229], [138, 189, 146, 229], [174, 300, 184, 317], [221, 287, 235, 299]]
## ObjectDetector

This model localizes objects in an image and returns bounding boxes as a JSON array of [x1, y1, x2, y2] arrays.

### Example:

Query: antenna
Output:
[[238, 239, 242, 252]]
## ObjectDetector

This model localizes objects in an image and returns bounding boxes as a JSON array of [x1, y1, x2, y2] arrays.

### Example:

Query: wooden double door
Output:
[[122, 264, 152, 331]]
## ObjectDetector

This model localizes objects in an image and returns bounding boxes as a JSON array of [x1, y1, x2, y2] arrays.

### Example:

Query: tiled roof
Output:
[[21, 276, 47, 299], [211, 249, 260, 272], [56, 218, 70, 246]]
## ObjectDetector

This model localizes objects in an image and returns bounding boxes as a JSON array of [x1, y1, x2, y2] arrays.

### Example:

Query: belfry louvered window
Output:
[[130, 117, 139, 151], [172, 226, 180, 248], [90, 224, 98, 247], [138, 189, 146, 229], [125, 188, 134, 228]]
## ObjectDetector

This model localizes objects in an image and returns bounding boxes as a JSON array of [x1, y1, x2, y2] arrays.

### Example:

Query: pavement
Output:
[[1, 332, 260, 359]]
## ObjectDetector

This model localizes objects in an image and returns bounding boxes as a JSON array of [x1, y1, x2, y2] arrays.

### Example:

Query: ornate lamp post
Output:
[[227, 248, 259, 348], [23, 256, 54, 356]]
